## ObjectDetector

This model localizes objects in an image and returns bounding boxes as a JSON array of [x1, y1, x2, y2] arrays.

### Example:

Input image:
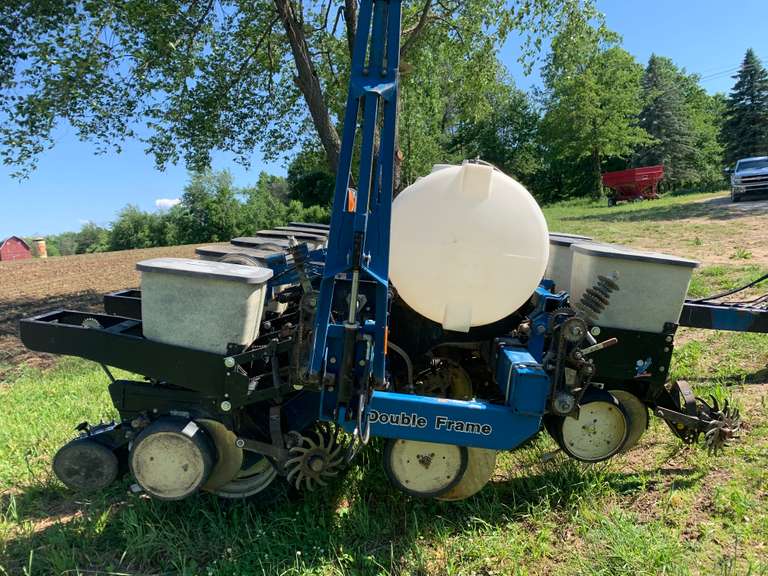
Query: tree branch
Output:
[[343, 0, 358, 57], [400, 0, 432, 57], [273, 0, 341, 172]]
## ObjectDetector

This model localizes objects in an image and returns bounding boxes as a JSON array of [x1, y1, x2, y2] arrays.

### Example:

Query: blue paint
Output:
[[310, 0, 402, 387], [335, 346, 551, 451]]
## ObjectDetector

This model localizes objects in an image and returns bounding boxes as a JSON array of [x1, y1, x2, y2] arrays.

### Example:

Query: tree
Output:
[[74, 222, 109, 253], [722, 49, 768, 164], [173, 170, 245, 243], [287, 148, 335, 206], [109, 205, 160, 250], [449, 82, 542, 184], [0, 0, 593, 179], [635, 55, 698, 186], [541, 14, 649, 198]]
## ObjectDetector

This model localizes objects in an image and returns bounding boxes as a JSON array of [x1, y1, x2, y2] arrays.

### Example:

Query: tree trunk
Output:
[[592, 147, 603, 199], [273, 0, 341, 173], [344, 0, 358, 57]]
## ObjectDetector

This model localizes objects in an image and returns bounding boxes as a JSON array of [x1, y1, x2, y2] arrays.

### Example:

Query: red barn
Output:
[[0, 236, 32, 261]]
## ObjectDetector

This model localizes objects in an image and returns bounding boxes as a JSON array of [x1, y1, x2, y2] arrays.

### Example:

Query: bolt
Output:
[[224, 357, 236, 368], [664, 347, 670, 353], [536, 325, 546, 335], [235, 438, 245, 448], [308, 455, 325, 472], [591, 326, 602, 336], [329, 357, 337, 364], [358, 359, 366, 367], [665, 335, 673, 343], [220, 400, 232, 412], [659, 366, 665, 372]]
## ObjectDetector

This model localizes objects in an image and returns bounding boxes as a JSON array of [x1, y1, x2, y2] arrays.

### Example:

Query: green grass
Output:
[[2, 192, 768, 575]]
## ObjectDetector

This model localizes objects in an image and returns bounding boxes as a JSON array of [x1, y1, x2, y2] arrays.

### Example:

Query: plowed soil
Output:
[[0, 245, 198, 373]]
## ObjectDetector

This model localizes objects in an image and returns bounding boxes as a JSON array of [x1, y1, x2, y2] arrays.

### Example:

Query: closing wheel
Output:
[[384, 439, 468, 498], [557, 391, 628, 462], [210, 453, 278, 499], [197, 419, 243, 491], [435, 448, 497, 501], [53, 438, 119, 492], [608, 390, 649, 452]]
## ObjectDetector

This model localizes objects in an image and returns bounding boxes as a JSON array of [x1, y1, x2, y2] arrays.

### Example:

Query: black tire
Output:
[[53, 438, 119, 492]]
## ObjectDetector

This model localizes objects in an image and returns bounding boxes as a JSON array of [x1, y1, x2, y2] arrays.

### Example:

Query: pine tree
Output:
[[637, 55, 698, 186], [722, 49, 768, 164]]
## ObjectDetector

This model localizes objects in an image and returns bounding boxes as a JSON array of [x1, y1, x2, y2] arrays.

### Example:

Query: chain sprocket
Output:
[[284, 422, 350, 490]]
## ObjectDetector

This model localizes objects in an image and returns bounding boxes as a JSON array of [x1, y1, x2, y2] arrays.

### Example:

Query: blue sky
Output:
[[2, 0, 767, 238]]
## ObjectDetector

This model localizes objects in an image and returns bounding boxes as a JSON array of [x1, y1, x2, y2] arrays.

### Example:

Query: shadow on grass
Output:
[[561, 196, 768, 225], [0, 289, 104, 373], [1, 451, 706, 575], [671, 366, 768, 386]]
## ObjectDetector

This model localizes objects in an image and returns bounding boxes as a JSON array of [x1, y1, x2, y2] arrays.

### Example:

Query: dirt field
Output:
[[0, 245, 198, 371]]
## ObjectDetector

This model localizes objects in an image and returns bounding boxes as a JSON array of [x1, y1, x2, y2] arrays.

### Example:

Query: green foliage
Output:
[[636, 55, 698, 185], [0, 0, 732, 207], [74, 222, 110, 253], [541, 11, 650, 198], [0, 0, 587, 179], [45, 231, 78, 256], [109, 205, 163, 251], [722, 48, 768, 164], [634, 55, 726, 191], [287, 148, 335, 206], [172, 171, 244, 244], [449, 82, 542, 184]]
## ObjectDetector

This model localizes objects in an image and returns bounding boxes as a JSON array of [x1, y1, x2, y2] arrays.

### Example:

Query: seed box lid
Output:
[[194, 244, 281, 260], [549, 232, 593, 247], [137, 257, 274, 284], [572, 242, 699, 268]]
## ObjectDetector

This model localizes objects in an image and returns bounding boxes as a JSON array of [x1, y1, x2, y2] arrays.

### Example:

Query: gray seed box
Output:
[[137, 258, 273, 355]]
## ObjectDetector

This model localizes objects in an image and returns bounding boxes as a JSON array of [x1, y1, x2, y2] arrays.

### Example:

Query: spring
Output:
[[576, 274, 620, 323]]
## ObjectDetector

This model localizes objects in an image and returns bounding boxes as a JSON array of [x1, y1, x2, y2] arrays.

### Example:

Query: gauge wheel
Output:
[[555, 390, 629, 462], [384, 439, 468, 498]]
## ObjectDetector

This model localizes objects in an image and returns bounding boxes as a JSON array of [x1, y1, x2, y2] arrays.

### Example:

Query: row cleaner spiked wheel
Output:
[[284, 423, 350, 490]]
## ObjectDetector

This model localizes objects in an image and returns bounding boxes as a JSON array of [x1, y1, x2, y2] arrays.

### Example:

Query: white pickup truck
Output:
[[730, 156, 768, 202]]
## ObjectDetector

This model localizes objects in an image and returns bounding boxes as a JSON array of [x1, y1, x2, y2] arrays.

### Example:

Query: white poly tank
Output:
[[390, 162, 549, 332]]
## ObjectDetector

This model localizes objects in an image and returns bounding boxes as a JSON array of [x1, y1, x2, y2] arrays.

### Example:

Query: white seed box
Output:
[[570, 243, 698, 333]]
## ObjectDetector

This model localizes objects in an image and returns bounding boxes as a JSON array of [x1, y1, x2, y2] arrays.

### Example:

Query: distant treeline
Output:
[[36, 171, 329, 257]]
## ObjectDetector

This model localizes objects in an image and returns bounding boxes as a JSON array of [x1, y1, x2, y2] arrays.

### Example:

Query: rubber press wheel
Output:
[[435, 448, 497, 501], [608, 389, 649, 452], [129, 417, 216, 501]]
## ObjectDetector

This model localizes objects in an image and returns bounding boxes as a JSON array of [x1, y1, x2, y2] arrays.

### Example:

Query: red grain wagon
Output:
[[0, 236, 32, 261], [601, 165, 664, 206]]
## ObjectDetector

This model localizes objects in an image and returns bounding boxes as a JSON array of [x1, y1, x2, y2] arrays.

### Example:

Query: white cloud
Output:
[[155, 198, 181, 209]]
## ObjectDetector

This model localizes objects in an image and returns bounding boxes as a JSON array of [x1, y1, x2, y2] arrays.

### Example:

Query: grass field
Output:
[[1, 191, 767, 575]]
